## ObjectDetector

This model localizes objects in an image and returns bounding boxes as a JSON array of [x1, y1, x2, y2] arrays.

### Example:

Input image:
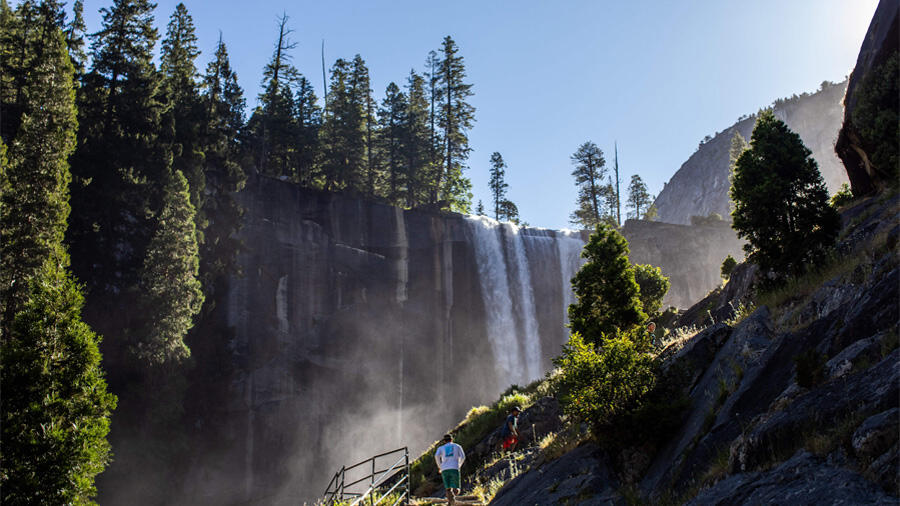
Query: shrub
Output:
[[830, 183, 855, 209], [553, 333, 656, 432], [633, 264, 670, 317], [720, 255, 737, 280]]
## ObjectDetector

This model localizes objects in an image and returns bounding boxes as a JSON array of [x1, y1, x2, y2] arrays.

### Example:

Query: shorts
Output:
[[502, 435, 518, 449], [441, 468, 460, 489]]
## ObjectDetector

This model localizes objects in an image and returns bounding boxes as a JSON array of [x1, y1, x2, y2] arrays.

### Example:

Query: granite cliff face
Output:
[[151, 175, 743, 504], [654, 81, 849, 225], [835, 0, 899, 195]]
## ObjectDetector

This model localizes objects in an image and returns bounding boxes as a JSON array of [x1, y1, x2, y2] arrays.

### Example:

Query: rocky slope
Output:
[[653, 81, 849, 226], [456, 192, 898, 506]]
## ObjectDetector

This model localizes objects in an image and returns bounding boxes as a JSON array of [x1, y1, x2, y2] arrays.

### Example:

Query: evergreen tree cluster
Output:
[[247, 22, 476, 212], [570, 142, 655, 228]]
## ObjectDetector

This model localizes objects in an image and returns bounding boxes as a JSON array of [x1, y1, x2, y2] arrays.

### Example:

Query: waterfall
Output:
[[556, 229, 585, 327], [503, 223, 542, 382], [467, 216, 547, 385], [467, 216, 523, 385]]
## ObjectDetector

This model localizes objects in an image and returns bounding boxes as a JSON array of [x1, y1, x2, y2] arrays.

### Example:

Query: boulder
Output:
[[852, 408, 900, 460], [489, 443, 619, 506], [689, 450, 896, 505]]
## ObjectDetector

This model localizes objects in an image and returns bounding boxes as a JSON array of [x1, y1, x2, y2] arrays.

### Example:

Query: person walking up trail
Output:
[[499, 406, 521, 453], [435, 434, 466, 505]]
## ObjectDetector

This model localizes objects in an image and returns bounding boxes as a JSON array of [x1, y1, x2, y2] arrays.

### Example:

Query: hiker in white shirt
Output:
[[434, 434, 465, 505]]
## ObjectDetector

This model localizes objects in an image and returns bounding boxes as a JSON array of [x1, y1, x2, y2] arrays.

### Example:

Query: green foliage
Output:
[[730, 110, 840, 288], [569, 141, 607, 228], [569, 224, 646, 346], [136, 170, 204, 365], [553, 332, 656, 431], [1, 255, 117, 505], [720, 255, 737, 280], [489, 151, 508, 220], [829, 182, 855, 209], [643, 203, 658, 221], [850, 51, 899, 186], [633, 264, 670, 317], [0, 11, 77, 330]]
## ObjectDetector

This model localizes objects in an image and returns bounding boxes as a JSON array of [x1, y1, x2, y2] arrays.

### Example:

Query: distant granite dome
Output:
[[654, 81, 849, 225]]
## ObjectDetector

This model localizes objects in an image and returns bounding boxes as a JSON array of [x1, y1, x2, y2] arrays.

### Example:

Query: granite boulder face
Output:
[[653, 80, 849, 226], [835, 0, 899, 196]]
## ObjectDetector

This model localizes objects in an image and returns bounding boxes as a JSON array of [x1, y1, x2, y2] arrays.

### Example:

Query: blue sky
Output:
[[75, 0, 878, 229]]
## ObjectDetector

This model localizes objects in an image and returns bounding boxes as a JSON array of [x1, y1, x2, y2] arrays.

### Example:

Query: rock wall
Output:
[[168, 175, 745, 504], [835, 0, 899, 195], [654, 81, 849, 225]]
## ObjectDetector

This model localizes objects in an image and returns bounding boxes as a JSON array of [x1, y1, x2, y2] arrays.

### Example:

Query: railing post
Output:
[[340, 465, 346, 501], [404, 447, 410, 505], [370, 457, 376, 505]]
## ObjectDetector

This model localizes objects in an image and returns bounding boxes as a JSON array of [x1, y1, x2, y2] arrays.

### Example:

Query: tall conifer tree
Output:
[[436, 36, 474, 212], [1, 1, 76, 328], [378, 82, 407, 204], [293, 76, 321, 185], [160, 3, 205, 227], [570, 141, 607, 228], [402, 70, 430, 207], [488, 151, 508, 220]]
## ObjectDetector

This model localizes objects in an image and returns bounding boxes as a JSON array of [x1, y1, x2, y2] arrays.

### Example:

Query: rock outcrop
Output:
[[835, 0, 899, 195], [654, 81, 849, 225]]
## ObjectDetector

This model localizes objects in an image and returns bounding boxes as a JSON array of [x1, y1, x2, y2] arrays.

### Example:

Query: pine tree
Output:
[[0, 14, 115, 501], [1, 6, 77, 331], [475, 199, 485, 215], [499, 199, 519, 224], [424, 50, 441, 203], [350, 54, 379, 197], [436, 36, 474, 212], [1, 253, 117, 505], [378, 82, 407, 204], [68, 0, 167, 290], [612, 143, 622, 226], [292, 75, 321, 186], [321, 58, 365, 191], [135, 170, 204, 365], [569, 224, 646, 347], [626, 174, 651, 220], [488, 152, 508, 220], [728, 131, 748, 172], [730, 110, 840, 286], [64, 0, 87, 77], [570, 141, 607, 228], [402, 69, 430, 207], [252, 13, 299, 178], [160, 3, 205, 227], [199, 34, 245, 296]]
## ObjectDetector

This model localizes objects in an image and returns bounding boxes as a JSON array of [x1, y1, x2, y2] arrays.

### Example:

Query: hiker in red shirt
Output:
[[499, 406, 520, 452]]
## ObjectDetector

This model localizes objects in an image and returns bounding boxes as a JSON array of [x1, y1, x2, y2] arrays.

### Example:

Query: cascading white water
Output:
[[467, 216, 524, 385], [556, 229, 585, 326], [502, 223, 542, 382]]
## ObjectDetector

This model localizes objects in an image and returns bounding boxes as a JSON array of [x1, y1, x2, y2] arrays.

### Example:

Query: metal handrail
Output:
[[322, 447, 409, 506]]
